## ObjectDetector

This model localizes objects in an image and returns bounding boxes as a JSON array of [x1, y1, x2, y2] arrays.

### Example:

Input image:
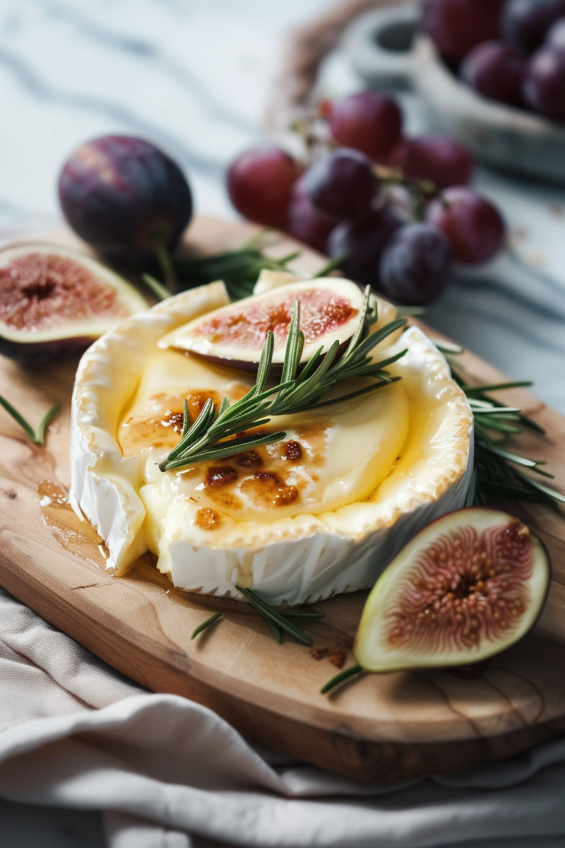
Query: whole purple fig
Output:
[[58, 135, 193, 266]]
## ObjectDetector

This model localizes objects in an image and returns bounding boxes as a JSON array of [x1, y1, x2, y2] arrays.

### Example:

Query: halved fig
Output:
[[355, 508, 551, 673], [158, 278, 367, 371], [0, 243, 148, 364]]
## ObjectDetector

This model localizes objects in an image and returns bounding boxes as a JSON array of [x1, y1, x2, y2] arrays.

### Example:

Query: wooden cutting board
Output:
[[2, 216, 565, 783]]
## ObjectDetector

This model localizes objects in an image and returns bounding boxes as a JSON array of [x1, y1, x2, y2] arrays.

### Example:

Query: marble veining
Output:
[[0, 0, 564, 413]]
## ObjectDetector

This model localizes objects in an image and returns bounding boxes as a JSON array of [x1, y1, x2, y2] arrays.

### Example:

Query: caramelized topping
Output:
[[241, 472, 299, 507], [118, 389, 220, 456], [235, 450, 263, 468], [282, 440, 303, 461], [195, 507, 222, 531], [205, 465, 238, 488]]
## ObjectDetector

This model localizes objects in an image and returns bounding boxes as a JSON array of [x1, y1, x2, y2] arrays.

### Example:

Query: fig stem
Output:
[[321, 664, 365, 695], [154, 241, 178, 293], [191, 613, 223, 640], [142, 273, 171, 302], [0, 396, 59, 446], [397, 305, 426, 317]]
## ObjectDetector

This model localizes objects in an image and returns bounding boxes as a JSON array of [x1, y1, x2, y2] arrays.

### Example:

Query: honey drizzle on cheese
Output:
[[115, 348, 410, 555]]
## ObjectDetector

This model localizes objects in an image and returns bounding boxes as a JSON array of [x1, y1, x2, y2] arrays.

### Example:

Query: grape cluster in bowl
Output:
[[227, 90, 506, 306], [424, 0, 565, 122]]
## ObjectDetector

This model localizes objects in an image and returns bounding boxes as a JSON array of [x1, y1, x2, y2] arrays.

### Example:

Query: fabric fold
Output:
[[2, 587, 565, 848]]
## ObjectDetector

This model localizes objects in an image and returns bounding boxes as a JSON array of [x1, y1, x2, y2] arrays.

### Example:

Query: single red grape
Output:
[[285, 176, 336, 252], [501, 0, 565, 55], [379, 223, 453, 305], [327, 207, 400, 284], [226, 146, 303, 227], [303, 149, 378, 220], [328, 91, 403, 161], [461, 41, 527, 107], [421, 0, 505, 65], [546, 17, 565, 51], [523, 47, 565, 120], [427, 187, 506, 264], [401, 135, 474, 190]]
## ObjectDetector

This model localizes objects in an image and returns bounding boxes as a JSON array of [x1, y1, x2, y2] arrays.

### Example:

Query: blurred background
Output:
[[2, 0, 565, 412]]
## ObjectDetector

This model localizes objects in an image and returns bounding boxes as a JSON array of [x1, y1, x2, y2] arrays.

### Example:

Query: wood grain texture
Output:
[[1, 217, 565, 783]]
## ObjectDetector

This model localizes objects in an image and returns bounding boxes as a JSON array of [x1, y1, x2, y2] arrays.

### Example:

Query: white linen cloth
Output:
[[3, 1, 565, 846], [2, 586, 565, 848]]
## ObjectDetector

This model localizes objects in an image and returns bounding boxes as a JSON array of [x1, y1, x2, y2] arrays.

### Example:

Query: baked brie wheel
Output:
[[70, 277, 474, 605]]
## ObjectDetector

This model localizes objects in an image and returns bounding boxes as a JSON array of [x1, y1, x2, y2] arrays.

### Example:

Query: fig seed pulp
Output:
[[0, 243, 147, 364], [158, 278, 368, 372], [355, 508, 551, 673]]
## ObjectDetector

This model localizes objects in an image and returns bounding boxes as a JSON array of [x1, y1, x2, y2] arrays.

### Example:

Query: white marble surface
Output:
[[1, 1, 565, 846], [1, 0, 565, 410]]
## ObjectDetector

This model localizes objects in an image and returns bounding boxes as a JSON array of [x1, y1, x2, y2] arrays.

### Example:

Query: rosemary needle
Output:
[[321, 664, 365, 695], [191, 613, 223, 639], [0, 396, 60, 446]]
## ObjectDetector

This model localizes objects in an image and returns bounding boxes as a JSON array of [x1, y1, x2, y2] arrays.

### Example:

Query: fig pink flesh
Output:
[[385, 520, 532, 654], [194, 288, 358, 353], [0, 253, 129, 331]]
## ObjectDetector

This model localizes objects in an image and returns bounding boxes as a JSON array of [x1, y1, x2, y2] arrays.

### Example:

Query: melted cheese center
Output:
[[117, 349, 409, 532]]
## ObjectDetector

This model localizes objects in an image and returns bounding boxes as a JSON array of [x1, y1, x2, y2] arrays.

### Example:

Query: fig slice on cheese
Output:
[[158, 278, 367, 372]]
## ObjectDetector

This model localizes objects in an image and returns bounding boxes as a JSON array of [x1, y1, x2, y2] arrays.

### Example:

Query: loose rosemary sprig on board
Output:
[[159, 287, 407, 472], [321, 344, 565, 697], [0, 395, 60, 446], [144, 255, 344, 304], [191, 588, 325, 644], [436, 344, 565, 510]]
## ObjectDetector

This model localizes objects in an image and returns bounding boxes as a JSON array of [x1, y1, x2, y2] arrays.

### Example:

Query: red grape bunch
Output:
[[423, 0, 565, 122], [226, 88, 506, 306]]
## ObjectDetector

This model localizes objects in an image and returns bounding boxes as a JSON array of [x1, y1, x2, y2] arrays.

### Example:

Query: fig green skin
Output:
[[58, 135, 193, 266], [354, 507, 552, 673]]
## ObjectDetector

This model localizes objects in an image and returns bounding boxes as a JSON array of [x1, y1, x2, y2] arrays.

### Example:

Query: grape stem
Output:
[[374, 164, 436, 223]]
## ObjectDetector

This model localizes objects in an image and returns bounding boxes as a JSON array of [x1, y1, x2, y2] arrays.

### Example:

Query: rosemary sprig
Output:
[[190, 588, 325, 645], [0, 396, 60, 446], [159, 287, 407, 472], [238, 587, 313, 646], [439, 348, 565, 510], [145, 247, 342, 304], [173, 245, 301, 301]]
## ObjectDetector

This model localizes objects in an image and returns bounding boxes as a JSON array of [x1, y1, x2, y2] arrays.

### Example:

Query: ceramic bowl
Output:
[[344, 3, 565, 184]]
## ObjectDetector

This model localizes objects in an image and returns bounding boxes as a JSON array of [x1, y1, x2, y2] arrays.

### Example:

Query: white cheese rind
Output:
[[70, 283, 474, 604], [70, 282, 231, 573]]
